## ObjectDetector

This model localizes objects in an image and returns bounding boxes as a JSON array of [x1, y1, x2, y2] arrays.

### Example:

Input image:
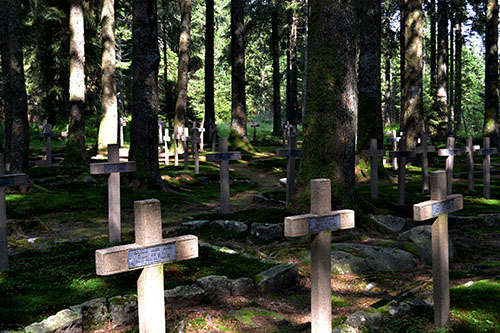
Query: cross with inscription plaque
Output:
[[387, 130, 401, 170], [251, 119, 260, 142], [119, 117, 127, 147], [414, 170, 463, 328], [0, 154, 27, 270], [276, 132, 301, 206], [415, 133, 436, 192], [206, 138, 242, 214], [464, 136, 479, 191], [39, 123, 56, 166], [182, 128, 190, 171], [438, 137, 463, 195], [95, 199, 198, 333], [389, 138, 415, 205], [163, 128, 171, 165], [475, 137, 498, 199], [173, 126, 182, 167], [284, 179, 355, 333], [90, 144, 136, 243], [361, 138, 385, 199], [192, 128, 201, 174]]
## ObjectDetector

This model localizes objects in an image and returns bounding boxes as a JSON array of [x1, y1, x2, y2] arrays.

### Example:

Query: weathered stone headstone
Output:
[[415, 133, 435, 192], [39, 123, 56, 166], [475, 137, 498, 199], [173, 126, 182, 167], [361, 138, 385, 199], [387, 130, 401, 170], [251, 119, 260, 142], [182, 128, 190, 171], [438, 137, 462, 195], [163, 128, 171, 165], [389, 138, 415, 205], [95, 199, 198, 332], [0, 154, 27, 270], [192, 128, 201, 174], [464, 136, 479, 191], [284, 179, 355, 333], [414, 170, 463, 328], [206, 138, 242, 214], [158, 121, 165, 144], [119, 117, 127, 147], [276, 132, 301, 206], [90, 144, 136, 243]]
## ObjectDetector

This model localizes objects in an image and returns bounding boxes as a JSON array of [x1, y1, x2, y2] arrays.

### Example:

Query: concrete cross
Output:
[[475, 137, 498, 199], [173, 126, 183, 167], [438, 137, 463, 195], [198, 123, 206, 153], [90, 144, 136, 244], [163, 128, 171, 166], [389, 138, 415, 205], [192, 128, 201, 174], [0, 154, 27, 270], [284, 179, 355, 333], [39, 123, 56, 166], [206, 138, 242, 214], [386, 130, 401, 170], [464, 136, 479, 191], [415, 133, 436, 192], [414, 170, 463, 328], [119, 117, 127, 147], [361, 138, 385, 199], [251, 119, 260, 142], [182, 128, 190, 171], [158, 121, 166, 144], [95, 199, 198, 333], [276, 132, 301, 206]]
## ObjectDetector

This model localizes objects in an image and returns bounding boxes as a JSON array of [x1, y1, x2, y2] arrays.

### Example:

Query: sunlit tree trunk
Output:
[[174, 0, 191, 129], [436, 0, 448, 135], [484, 0, 499, 146], [205, 0, 215, 129], [430, 0, 437, 95], [286, 0, 299, 127], [449, 11, 455, 133], [454, 11, 463, 133], [271, 0, 282, 135]]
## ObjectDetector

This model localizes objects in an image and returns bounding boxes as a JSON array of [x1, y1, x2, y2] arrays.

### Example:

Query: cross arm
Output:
[[0, 173, 28, 187], [437, 148, 462, 156], [413, 194, 463, 221], [415, 146, 436, 154], [360, 149, 385, 157], [284, 210, 355, 237], [90, 161, 137, 175], [206, 152, 242, 162], [475, 147, 498, 156], [276, 149, 301, 158], [388, 150, 415, 158]]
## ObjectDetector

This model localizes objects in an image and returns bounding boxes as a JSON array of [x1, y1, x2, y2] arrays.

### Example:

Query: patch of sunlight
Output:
[[6, 194, 24, 202], [468, 197, 500, 206], [70, 277, 105, 291]]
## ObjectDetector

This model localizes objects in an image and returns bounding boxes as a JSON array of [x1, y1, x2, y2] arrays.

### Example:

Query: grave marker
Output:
[[438, 137, 462, 195], [119, 117, 127, 147], [389, 138, 415, 205], [95, 199, 198, 332], [90, 144, 136, 243], [39, 123, 56, 166], [198, 122, 206, 152], [206, 138, 241, 214], [182, 127, 190, 171], [415, 133, 435, 192], [282, 121, 294, 148], [163, 128, 171, 165], [276, 132, 301, 206], [158, 121, 165, 144], [414, 170, 463, 327], [475, 137, 498, 199], [361, 138, 385, 199], [387, 130, 401, 170], [251, 119, 260, 142], [192, 128, 201, 174], [464, 136, 479, 191], [0, 154, 27, 270], [284, 179, 355, 333]]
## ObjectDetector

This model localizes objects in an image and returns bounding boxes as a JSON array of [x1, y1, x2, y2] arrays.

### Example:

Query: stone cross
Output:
[[415, 133, 436, 192], [39, 123, 56, 166], [414, 170, 463, 328], [158, 121, 166, 144], [192, 128, 201, 174], [438, 137, 463, 195], [276, 132, 301, 206], [387, 130, 401, 170], [389, 138, 415, 205], [284, 179, 355, 333], [182, 128, 190, 171], [251, 119, 260, 142], [95, 199, 198, 333], [0, 154, 27, 270], [198, 123, 206, 153], [90, 144, 136, 243], [475, 137, 498, 199], [208, 119, 217, 152], [282, 121, 294, 148], [119, 117, 127, 147], [464, 136, 479, 191], [206, 138, 242, 214], [361, 138, 385, 199], [173, 126, 182, 167]]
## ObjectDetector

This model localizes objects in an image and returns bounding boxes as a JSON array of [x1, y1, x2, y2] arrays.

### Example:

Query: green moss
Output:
[[403, 242, 419, 256], [228, 127, 255, 152]]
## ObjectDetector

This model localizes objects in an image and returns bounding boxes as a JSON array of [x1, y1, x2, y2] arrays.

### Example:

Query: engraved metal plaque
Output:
[[104, 163, 127, 173], [286, 150, 301, 158], [128, 243, 177, 269], [442, 149, 460, 156], [432, 199, 454, 216], [214, 153, 235, 160], [309, 215, 341, 233], [480, 149, 496, 155]]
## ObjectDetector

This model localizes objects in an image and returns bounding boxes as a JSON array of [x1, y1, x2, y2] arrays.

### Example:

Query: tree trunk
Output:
[[484, 0, 499, 146], [0, 0, 10, 157], [402, 0, 425, 148], [436, 0, 448, 135], [205, 0, 215, 130], [400, 2, 405, 130], [384, 56, 392, 126], [174, 0, 191, 129], [271, 0, 282, 135], [430, 0, 437, 95], [449, 10, 455, 133], [98, 0, 118, 151], [286, 0, 299, 127], [129, 0, 163, 187], [297, 0, 358, 208], [454, 11, 462, 133], [382, 0, 393, 127], [66, 0, 86, 167], [356, 0, 382, 151]]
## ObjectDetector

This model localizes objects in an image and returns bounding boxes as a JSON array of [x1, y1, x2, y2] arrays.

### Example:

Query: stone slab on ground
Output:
[[165, 284, 205, 309], [108, 295, 138, 329], [196, 275, 232, 301], [25, 309, 83, 333], [69, 298, 107, 331], [397, 225, 456, 263], [369, 214, 408, 232], [251, 223, 284, 241], [254, 262, 299, 293]]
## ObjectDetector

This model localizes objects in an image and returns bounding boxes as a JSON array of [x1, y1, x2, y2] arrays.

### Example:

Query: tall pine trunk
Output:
[[430, 0, 437, 95], [454, 12, 463, 133], [271, 0, 282, 135], [436, 0, 448, 135], [286, 0, 299, 127], [205, 0, 215, 129], [449, 11, 455, 133], [0, 0, 10, 157], [484, 0, 499, 146], [175, 0, 191, 129]]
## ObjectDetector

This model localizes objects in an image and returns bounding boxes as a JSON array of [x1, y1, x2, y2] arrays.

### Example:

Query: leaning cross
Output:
[[389, 138, 415, 205], [438, 137, 462, 195], [387, 130, 401, 170], [192, 128, 201, 174], [39, 123, 56, 166], [415, 133, 436, 192], [182, 128, 190, 171], [464, 136, 479, 191], [95, 199, 198, 333], [284, 179, 355, 333], [0, 154, 27, 270], [475, 137, 498, 199], [276, 132, 301, 206], [251, 120, 260, 142], [361, 138, 385, 199], [90, 144, 136, 244], [414, 170, 463, 328], [206, 138, 242, 214]]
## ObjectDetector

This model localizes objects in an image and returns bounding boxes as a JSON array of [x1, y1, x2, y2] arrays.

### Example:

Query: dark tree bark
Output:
[[174, 0, 191, 129], [454, 10, 463, 133], [400, 2, 405, 129], [205, 0, 215, 130], [297, 0, 358, 207], [0, 0, 10, 157], [430, 0, 437, 95], [271, 0, 282, 135], [382, 0, 393, 126], [129, 0, 163, 187], [436, 0, 448, 134], [402, 0, 425, 147], [484, 0, 499, 146], [286, 0, 299, 127], [356, 0, 382, 151], [449, 10, 455, 133]]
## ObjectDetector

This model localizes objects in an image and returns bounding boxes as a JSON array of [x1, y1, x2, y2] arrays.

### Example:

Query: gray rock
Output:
[[345, 310, 383, 329], [331, 250, 368, 274], [253, 193, 270, 203], [108, 295, 138, 329], [332, 325, 358, 333], [165, 284, 205, 309], [387, 302, 411, 318], [254, 263, 299, 293], [369, 214, 407, 232], [80, 175, 96, 184], [398, 225, 455, 263], [69, 298, 108, 330], [251, 223, 284, 241], [231, 277, 255, 296], [25, 309, 83, 333], [212, 220, 248, 234], [181, 220, 210, 230], [196, 275, 232, 301]]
